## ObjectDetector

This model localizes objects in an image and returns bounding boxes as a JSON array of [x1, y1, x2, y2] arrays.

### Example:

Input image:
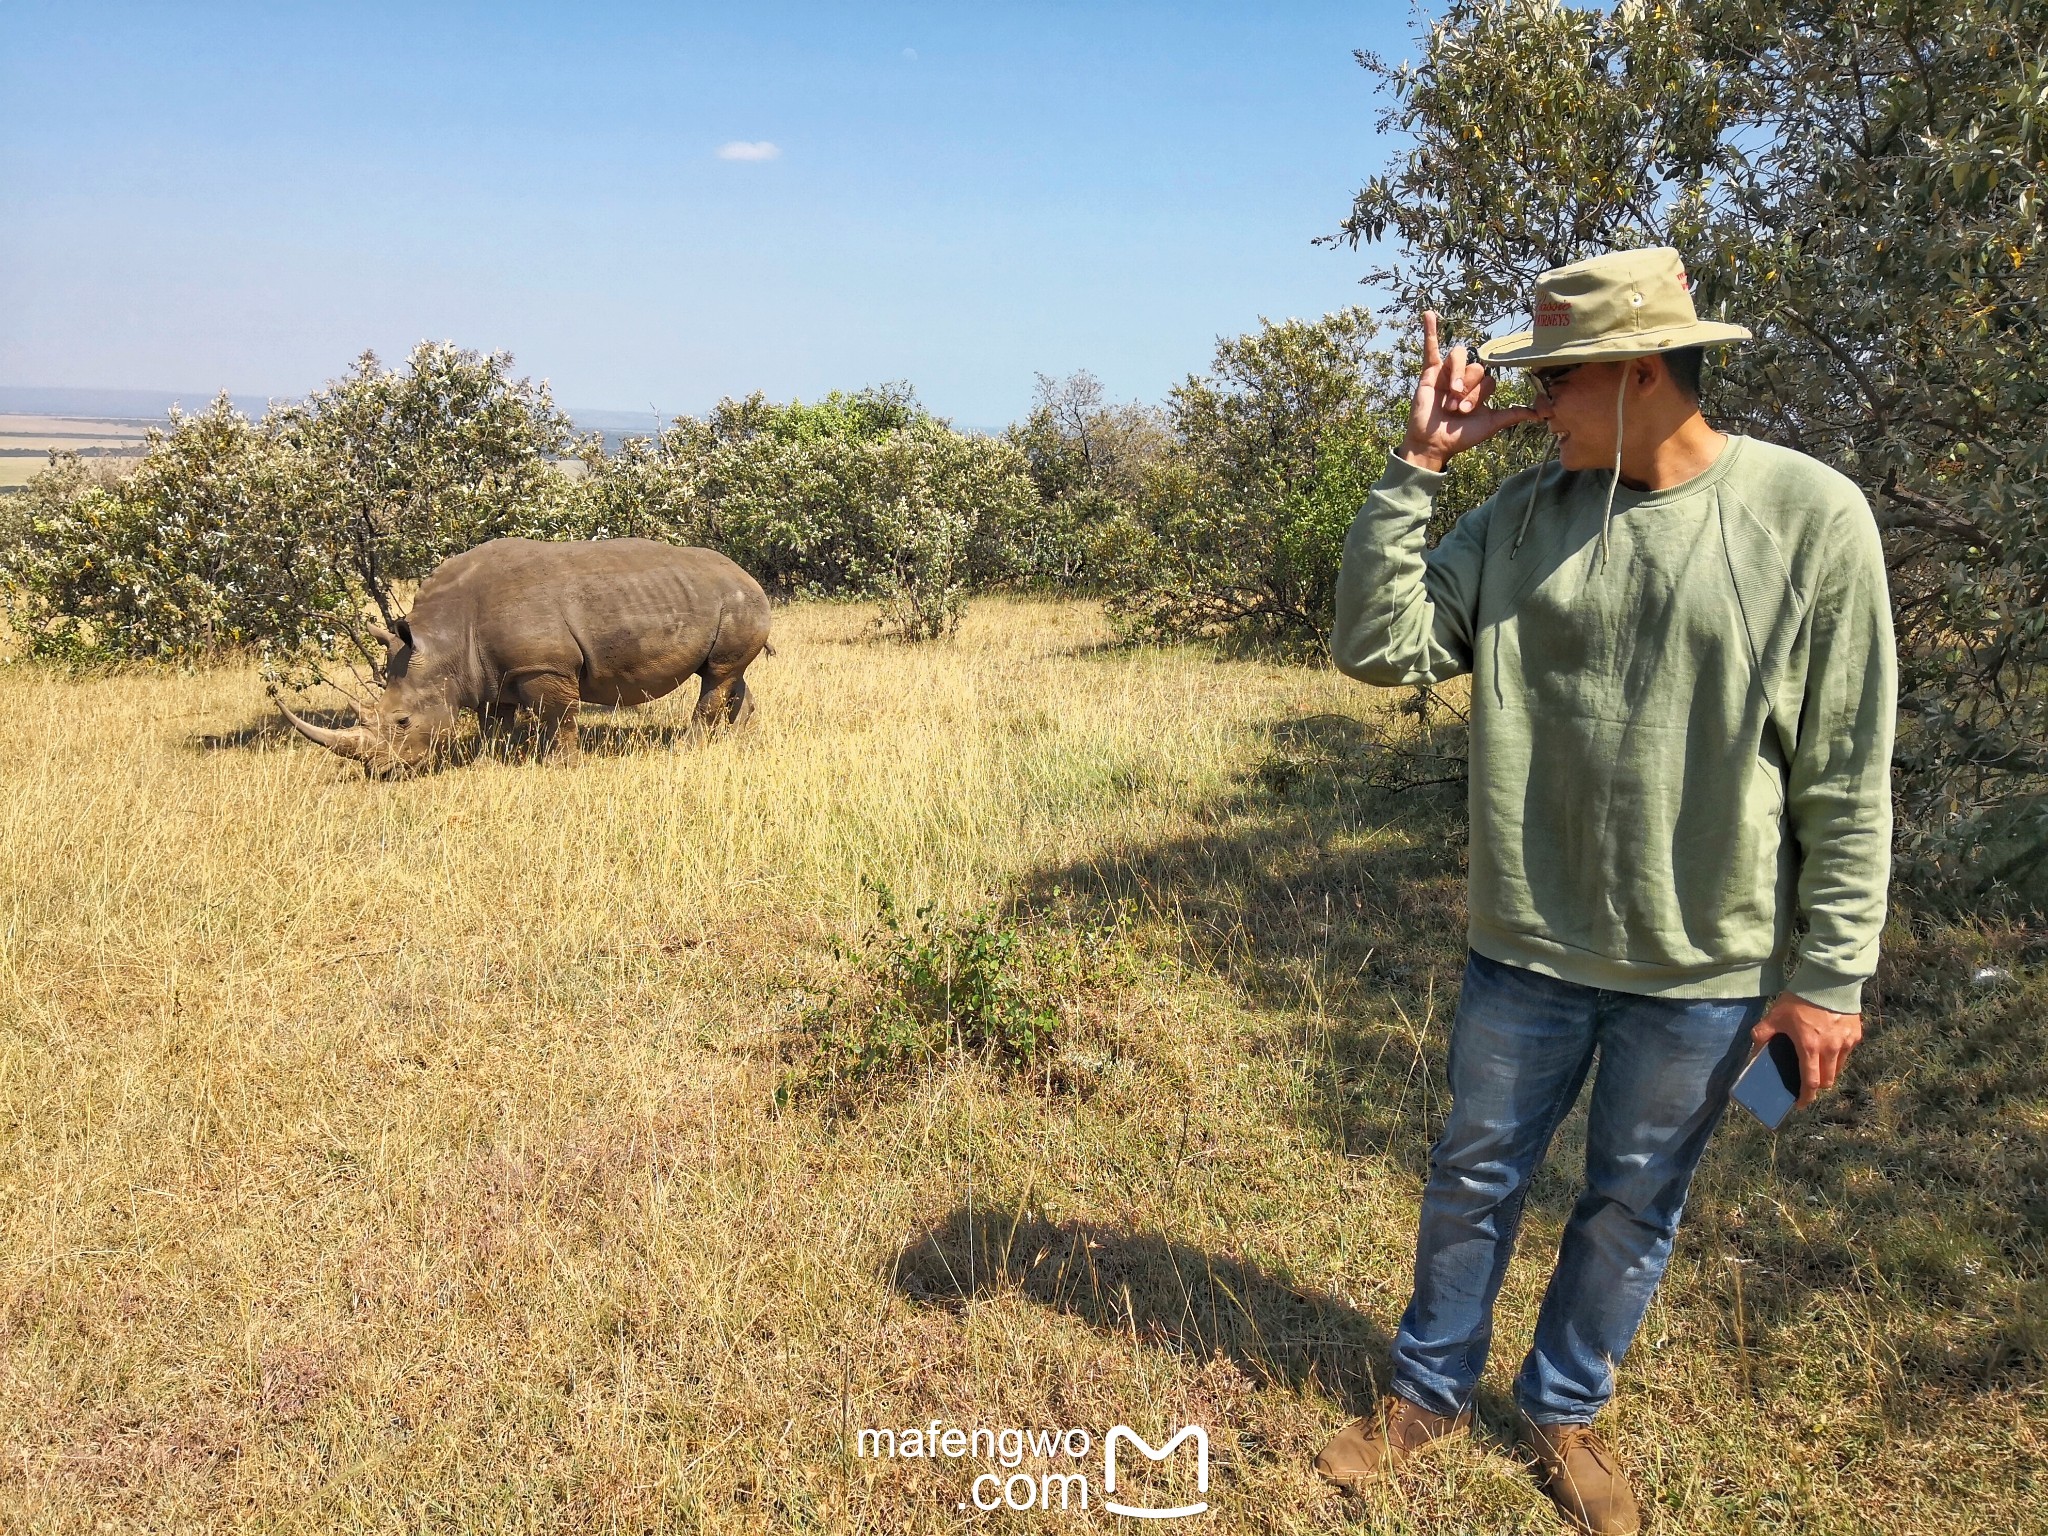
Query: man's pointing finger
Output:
[[1421, 311, 1442, 369]]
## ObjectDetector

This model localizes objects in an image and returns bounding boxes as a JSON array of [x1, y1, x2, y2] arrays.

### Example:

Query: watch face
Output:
[[1731, 1033, 1800, 1130]]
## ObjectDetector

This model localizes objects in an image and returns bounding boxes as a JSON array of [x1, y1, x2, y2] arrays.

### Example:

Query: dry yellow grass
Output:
[[0, 597, 2041, 1533]]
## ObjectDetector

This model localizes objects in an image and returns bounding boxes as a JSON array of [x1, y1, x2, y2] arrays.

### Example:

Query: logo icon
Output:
[[1102, 1425, 1208, 1520]]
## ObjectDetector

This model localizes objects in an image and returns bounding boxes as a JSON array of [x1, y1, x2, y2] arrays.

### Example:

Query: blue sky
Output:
[[1, 2, 1420, 429]]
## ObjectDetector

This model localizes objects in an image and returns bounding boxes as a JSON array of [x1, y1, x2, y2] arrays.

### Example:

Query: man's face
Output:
[[1529, 359, 1630, 471]]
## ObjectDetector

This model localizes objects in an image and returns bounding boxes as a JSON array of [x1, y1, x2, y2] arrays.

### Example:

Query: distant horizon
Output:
[[0, 383, 1047, 443], [0, 381, 1041, 438]]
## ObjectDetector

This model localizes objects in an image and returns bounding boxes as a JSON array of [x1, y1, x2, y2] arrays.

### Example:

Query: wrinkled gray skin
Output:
[[277, 539, 771, 776]]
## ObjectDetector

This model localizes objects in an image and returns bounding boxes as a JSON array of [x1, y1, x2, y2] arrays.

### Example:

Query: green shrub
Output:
[[268, 342, 592, 678], [576, 386, 1040, 639], [781, 883, 1065, 1102], [1004, 371, 1169, 589], [0, 398, 339, 666], [0, 345, 591, 688], [1098, 308, 1463, 650]]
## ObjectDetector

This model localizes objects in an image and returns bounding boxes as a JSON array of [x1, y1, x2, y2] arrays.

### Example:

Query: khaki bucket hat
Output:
[[1476, 246, 1750, 367]]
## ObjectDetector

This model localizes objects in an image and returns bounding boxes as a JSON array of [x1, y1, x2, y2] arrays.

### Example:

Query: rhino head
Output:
[[275, 620, 461, 777]]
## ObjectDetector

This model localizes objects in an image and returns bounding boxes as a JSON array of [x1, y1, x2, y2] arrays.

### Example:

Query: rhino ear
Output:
[[393, 616, 414, 649]]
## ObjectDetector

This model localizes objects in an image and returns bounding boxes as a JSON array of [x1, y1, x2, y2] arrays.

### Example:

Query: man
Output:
[[1316, 248, 1894, 1535]]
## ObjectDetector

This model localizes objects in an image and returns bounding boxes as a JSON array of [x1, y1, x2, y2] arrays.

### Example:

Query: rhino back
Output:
[[410, 539, 769, 707]]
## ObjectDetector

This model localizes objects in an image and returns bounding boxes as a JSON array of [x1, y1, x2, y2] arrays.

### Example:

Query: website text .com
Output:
[[856, 1422, 1210, 1518]]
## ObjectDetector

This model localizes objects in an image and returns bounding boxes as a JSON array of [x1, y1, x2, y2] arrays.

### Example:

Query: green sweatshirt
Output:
[[1331, 435, 1895, 1013]]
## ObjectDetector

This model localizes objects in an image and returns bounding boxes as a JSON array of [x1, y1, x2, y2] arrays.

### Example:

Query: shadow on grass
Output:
[[198, 707, 356, 750], [572, 715, 725, 757], [1020, 710, 1472, 1185], [1014, 706, 2048, 1412], [891, 1201, 1393, 1412], [1713, 927, 2048, 1403]]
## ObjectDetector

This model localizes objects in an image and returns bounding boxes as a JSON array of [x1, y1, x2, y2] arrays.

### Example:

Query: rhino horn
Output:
[[276, 700, 379, 761]]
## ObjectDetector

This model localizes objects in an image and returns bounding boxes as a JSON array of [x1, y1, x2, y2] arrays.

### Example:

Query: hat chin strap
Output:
[[1597, 369, 1627, 571], [1510, 438, 1557, 559], [1509, 370, 1629, 566]]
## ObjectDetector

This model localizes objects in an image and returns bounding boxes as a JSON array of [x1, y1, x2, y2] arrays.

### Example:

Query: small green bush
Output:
[[780, 882, 1107, 1103]]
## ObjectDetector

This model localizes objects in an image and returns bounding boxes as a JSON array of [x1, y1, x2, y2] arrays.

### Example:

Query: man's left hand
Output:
[[1751, 994, 1863, 1111]]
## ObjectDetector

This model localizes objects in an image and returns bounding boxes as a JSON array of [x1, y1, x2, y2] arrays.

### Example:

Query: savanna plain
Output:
[[1, 597, 2042, 1534], [0, 417, 148, 490]]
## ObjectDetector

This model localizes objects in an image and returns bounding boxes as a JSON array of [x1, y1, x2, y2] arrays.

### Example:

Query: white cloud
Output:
[[715, 140, 781, 162]]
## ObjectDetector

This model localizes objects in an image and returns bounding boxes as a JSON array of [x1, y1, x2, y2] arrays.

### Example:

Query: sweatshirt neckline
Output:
[[1604, 433, 1746, 511]]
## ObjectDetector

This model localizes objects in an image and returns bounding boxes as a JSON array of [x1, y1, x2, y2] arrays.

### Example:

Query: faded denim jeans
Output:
[[1389, 950, 1764, 1424]]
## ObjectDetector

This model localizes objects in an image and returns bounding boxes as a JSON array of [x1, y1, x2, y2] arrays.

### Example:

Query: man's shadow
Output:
[[889, 1200, 1394, 1414]]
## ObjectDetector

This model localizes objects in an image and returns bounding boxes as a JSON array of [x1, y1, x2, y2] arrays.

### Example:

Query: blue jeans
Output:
[[1389, 951, 1763, 1424]]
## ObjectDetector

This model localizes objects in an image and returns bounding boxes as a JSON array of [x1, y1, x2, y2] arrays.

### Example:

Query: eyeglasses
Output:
[[1530, 363, 1586, 401]]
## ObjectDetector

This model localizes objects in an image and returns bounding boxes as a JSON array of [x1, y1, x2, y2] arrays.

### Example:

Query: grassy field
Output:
[[0, 597, 2041, 1533]]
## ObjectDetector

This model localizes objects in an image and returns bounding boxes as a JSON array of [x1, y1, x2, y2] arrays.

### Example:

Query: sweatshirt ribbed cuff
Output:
[[1378, 453, 1448, 492], [1786, 959, 1867, 1015]]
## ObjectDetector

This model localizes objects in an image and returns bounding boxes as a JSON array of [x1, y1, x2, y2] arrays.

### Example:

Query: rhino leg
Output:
[[690, 599, 767, 731], [477, 703, 517, 757], [507, 671, 581, 762], [538, 691, 581, 763], [692, 670, 752, 728]]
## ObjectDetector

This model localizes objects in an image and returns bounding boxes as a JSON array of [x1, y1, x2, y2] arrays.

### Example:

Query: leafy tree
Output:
[[1329, 0, 2048, 906], [1, 347, 595, 685], [270, 341, 592, 674], [1100, 309, 1416, 646], [0, 397, 334, 665], [868, 416, 1044, 637], [1004, 371, 1169, 587]]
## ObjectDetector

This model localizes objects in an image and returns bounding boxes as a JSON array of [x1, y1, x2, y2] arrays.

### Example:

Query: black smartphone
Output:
[[1731, 1033, 1802, 1130]]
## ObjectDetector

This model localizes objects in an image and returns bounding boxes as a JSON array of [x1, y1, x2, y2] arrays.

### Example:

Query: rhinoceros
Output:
[[276, 538, 771, 775]]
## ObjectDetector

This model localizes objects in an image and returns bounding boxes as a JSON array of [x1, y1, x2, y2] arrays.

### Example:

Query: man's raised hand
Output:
[[1400, 311, 1539, 473]]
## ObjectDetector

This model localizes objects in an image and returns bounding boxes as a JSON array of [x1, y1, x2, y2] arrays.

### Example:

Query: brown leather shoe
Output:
[[1313, 1396, 1472, 1493], [1516, 1416, 1640, 1535]]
